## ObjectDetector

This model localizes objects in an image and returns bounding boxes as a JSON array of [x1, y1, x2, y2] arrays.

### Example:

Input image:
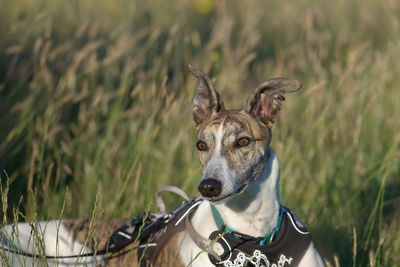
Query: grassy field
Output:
[[1, 0, 399, 265]]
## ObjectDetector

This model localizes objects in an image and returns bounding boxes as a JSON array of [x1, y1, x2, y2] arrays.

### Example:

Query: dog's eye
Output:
[[237, 137, 251, 147], [196, 141, 208, 151]]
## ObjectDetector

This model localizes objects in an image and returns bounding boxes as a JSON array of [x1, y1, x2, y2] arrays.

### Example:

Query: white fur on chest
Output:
[[178, 201, 218, 266]]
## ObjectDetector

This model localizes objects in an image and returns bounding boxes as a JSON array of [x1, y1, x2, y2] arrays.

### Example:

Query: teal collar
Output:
[[210, 204, 284, 246]]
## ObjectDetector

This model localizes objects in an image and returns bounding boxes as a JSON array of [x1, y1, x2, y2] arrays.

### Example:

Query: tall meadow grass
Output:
[[1, 0, 399, 265]]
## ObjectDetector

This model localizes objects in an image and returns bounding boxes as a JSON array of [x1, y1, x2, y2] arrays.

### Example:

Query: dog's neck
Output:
[[212, 147, 281, 237]]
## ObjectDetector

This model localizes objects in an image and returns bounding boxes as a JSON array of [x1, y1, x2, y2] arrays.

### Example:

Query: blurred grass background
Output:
[[0, 0, 399, 265]]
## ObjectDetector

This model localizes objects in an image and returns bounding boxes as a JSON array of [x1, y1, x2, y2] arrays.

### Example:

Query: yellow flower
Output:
[[194, 0, 214, 14], [211, 51, 220, 62]]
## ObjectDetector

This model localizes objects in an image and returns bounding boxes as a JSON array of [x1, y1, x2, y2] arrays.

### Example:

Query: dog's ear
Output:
[[188, 64, 225, 128], [246, 78, 302, 128]]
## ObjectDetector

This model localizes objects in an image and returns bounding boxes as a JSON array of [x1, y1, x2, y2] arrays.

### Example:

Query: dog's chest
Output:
[[217, 206, 278, 237]]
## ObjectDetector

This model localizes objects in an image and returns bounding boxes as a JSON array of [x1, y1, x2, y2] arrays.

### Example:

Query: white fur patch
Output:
[[205, 155, 236, 197], [1, 220, 102, 266]]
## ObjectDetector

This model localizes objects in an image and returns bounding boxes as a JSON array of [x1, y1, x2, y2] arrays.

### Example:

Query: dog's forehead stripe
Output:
[[214, 117, 225, 156]]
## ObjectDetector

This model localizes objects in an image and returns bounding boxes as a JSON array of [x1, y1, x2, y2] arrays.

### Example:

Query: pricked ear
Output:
[[246, 78, 302, 128], [188, 64, 225, 128]]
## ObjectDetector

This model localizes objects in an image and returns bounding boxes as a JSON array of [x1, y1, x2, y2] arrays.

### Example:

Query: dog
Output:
[[1, 65, 324, 267]]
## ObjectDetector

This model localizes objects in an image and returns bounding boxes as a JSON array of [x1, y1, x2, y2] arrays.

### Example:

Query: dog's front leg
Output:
[[298, 242, 325, 267]]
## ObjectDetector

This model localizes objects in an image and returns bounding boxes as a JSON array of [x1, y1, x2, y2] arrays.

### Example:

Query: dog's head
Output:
[[188, 65, 302, 202]]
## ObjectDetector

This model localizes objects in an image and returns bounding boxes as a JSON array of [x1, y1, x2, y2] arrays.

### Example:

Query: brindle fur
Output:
[[196, 111, 270, 186], [62, 218, 130, 250], [153, 233, 185, 267], [61, 219, 185, 266]]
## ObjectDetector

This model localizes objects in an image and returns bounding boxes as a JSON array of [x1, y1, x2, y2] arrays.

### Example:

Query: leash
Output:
[[0, 241, 141, 259], [184, 202, 217, 255], [155, 185, 189, 213]]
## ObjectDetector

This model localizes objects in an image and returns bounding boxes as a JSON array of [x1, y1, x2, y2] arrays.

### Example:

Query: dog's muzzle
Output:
[[198, 178, 222, 198]]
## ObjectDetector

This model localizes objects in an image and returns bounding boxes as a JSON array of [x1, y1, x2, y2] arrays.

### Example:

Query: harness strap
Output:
[[155, 185, 189, 213]]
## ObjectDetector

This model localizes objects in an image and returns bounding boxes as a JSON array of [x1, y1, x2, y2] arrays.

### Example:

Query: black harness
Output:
[[206, 207, 312, 267], [110, 200, 311, 267], [2, 195, 311, 267]]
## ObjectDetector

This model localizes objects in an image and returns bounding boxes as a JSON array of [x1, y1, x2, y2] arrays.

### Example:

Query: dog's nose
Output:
[[198, 178, 222, 198]]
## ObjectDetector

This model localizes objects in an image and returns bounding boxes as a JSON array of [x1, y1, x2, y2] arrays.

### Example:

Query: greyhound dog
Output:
[[1, 66, 324, 266]]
